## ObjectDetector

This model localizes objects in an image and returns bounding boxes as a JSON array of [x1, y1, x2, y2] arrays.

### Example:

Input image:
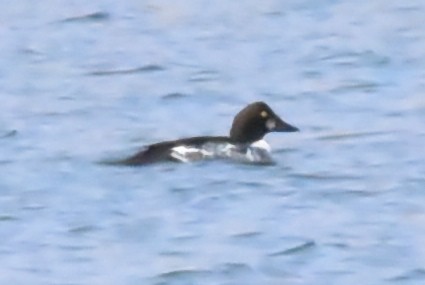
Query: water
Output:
[[1, 0, 425, 284]]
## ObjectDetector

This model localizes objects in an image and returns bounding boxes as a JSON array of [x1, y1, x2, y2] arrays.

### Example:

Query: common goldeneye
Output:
[[118, 101, 298, 165]]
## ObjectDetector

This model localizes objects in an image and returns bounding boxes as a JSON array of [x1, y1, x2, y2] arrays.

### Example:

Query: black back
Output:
[[119, 136, 231, 165]]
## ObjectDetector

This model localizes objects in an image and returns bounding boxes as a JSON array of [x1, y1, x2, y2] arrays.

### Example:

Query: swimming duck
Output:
[[119, 101, 298, 165]]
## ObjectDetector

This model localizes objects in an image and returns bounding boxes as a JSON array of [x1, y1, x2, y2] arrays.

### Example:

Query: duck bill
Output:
[[268, 116, 299, 132]]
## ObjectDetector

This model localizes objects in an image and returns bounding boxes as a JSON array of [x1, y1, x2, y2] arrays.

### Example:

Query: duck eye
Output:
[[260, 111, 268, 118]]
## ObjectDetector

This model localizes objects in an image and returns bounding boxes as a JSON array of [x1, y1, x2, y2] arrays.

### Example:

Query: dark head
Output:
[[229, 101, 298, 143]]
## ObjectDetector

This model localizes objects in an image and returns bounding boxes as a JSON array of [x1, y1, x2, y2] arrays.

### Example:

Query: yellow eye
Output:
[[260, 111, 268, 118]]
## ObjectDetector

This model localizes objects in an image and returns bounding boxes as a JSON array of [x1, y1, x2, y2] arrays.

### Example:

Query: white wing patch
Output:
[[170, 140, 273, 164], [170, 146, 213, 162]]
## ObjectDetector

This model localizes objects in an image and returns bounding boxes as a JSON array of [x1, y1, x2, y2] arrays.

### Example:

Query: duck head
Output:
[[229, 101, 299, 144]]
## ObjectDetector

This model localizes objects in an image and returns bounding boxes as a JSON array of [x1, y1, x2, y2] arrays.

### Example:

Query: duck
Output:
[[118, 101, 298, 165]]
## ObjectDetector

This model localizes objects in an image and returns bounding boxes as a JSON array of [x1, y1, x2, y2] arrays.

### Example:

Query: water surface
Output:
[[1, 1, 425, 284]]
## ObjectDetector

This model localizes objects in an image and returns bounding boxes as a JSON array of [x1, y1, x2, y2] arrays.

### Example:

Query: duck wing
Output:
[[118, 136, 231, 166]]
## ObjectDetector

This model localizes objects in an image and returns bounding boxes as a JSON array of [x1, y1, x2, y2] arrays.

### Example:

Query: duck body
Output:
[[121, 136, 275, 165], [118, 102, 298, 166]]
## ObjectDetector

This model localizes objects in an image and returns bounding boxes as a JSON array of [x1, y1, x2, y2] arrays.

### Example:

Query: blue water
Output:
[[1, 1, 425, 284]]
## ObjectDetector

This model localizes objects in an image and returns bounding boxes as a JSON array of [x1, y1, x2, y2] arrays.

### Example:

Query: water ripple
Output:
[[68, 225, 99, 235], [87, 65, 165, 76], [188, 70, 221, 82], [317, 131, 390, 141], [161, 92, 189, 100], [0, 130, 17, 139], [268, 240, 316, 257], [156, 268, 213, 282], [58, 11, 111, 23], [290, 172, 362, 181], [389, 268, 425, 282], [0, 215, 18, 222]]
